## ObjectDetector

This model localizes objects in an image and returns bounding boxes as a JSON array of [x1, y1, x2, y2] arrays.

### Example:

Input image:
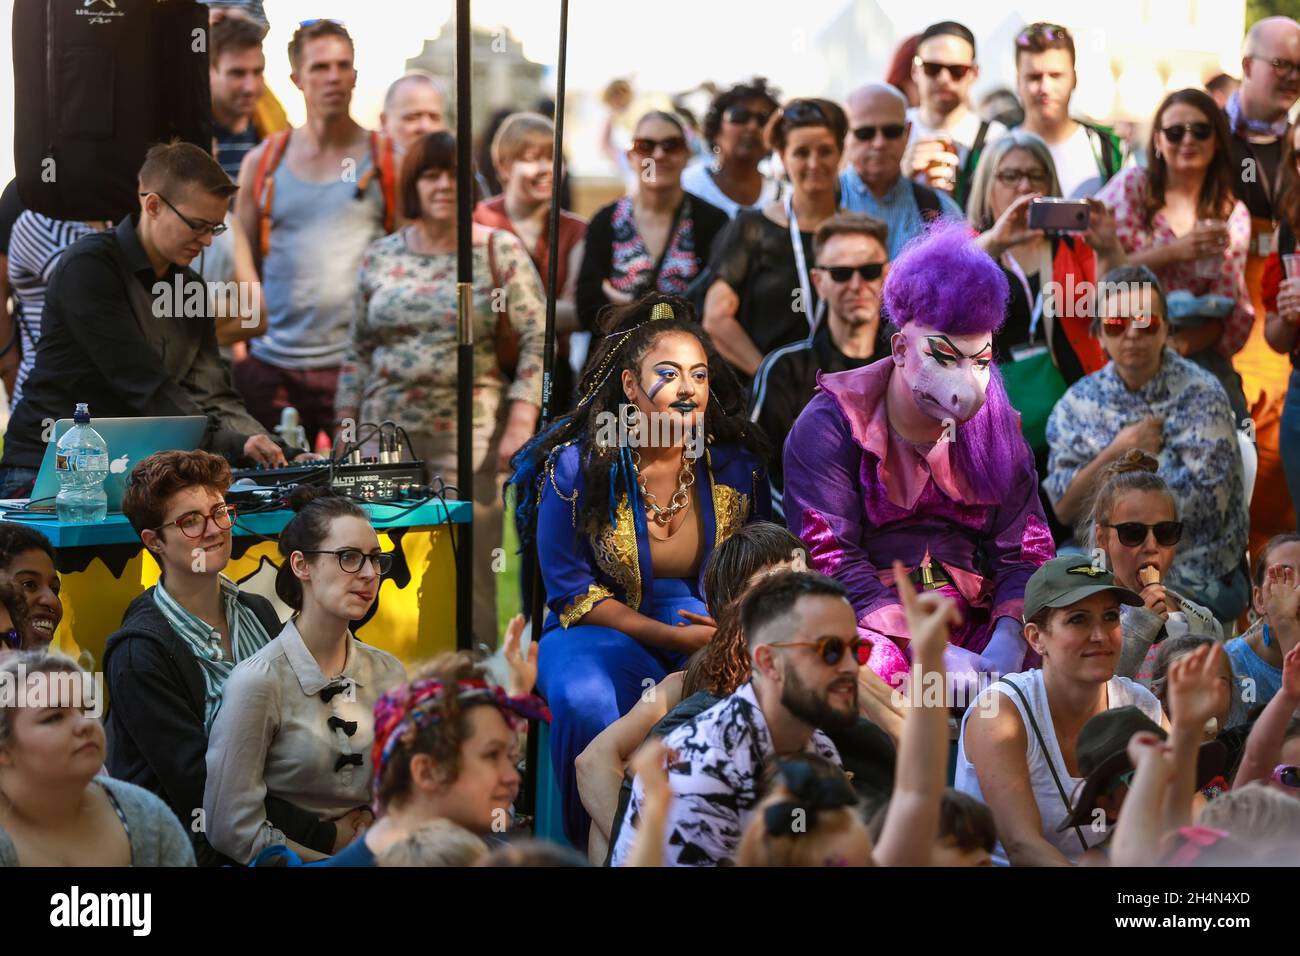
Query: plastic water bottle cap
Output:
[[73, 402, 91, 424]]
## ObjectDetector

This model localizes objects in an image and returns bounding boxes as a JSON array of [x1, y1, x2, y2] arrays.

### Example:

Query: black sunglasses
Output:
[[299, 548, 393, 575], [768, 635, 864, 666], [851, 124, 907, 142], [1102, 521, 1184, 548], [916, 59, 973, 81], [631, 136, 687, 157], [725, 106, 773, 127], [816, 263, 885, 282], [1160, 123, 1213, 144]]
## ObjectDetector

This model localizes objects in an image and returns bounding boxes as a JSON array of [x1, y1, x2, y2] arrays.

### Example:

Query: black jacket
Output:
[[103, 586, 335, 866]]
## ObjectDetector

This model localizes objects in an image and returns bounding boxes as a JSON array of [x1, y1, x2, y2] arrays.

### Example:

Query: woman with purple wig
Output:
[[783, 222, 1055, 692]]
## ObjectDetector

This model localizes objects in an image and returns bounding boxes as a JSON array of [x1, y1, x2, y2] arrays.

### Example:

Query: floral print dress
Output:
[[336, 228, 545, 437]]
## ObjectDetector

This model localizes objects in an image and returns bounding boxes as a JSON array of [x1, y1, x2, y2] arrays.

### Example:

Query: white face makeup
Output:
[[893, 324, 994, 424]]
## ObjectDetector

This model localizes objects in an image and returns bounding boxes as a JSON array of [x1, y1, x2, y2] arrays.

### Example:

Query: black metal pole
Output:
[[454, 0, 474, 653]]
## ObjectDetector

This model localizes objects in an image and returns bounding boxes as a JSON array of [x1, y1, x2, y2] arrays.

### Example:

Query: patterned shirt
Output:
[[837, 169, 963, 259], [606, 195, 708, 297], [5, 212, 95, 404], [1045, 349, 1248, 606], [152, 575, 274, 730], [1095, 166, 1253, 357], [610, 681, 841, 867], [336, 228, 545, 435]]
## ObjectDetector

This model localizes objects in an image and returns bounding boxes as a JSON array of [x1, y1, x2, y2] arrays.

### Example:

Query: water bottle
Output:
[[54, 403, 109, 523]]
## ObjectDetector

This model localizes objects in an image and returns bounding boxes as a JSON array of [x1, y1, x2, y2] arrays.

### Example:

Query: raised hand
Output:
[[1166, 643, 1229, 732], [1262, 566, 1300, 625], [502, 614, 538, 697], [1126, 729, 1175, 776], [1281, 643, 1300, 702], [630, 737, 673, 809]]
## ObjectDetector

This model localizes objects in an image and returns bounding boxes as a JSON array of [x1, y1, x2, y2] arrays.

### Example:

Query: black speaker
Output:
[[12, 0, 213, 222]]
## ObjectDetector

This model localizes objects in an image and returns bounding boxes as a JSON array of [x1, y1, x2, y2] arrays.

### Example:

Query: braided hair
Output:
[[508, 291, 768, 544]]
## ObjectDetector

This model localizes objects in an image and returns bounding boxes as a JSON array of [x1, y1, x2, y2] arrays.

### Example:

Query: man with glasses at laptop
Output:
[[0, 141, 303, 499]]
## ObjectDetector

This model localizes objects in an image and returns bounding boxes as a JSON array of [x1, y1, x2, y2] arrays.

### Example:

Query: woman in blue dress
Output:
[[509, 292, 770, 847]]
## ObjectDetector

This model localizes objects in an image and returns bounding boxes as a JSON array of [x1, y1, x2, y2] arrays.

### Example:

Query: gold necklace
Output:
[[632, 451, 694, 525]]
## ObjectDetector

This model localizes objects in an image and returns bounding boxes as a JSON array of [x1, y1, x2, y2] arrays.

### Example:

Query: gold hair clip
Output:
[[650, 302, 674, 322]]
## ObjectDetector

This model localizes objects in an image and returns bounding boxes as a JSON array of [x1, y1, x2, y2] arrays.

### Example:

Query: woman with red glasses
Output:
[[575, 111, 729, 341], [1081, 449, 1224, 689], [1045, 266, 1249, 625], [1095, 88, 1253, 423]]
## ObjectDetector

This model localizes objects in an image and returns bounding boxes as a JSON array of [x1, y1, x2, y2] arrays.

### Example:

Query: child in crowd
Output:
[[868, 788, 998, 867], [1226, 535, 1300, 715], [374, 819, 488, 867]]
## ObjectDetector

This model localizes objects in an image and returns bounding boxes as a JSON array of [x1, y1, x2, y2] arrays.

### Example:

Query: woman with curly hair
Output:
[[681, 77, 782, 219], [507, 291, 769, 846]]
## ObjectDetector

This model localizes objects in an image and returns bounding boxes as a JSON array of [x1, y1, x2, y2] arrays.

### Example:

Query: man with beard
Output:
[[783, 223, 1055, 694], [610, 572, 857, 867]]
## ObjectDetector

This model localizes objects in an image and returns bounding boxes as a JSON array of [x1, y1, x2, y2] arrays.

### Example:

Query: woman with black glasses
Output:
[[681, 78, 782, 219], [204, 486, 405, 864], [576, 111, 729, 337], [1096, 88, 1253, 423], [702, 98, 848, 379]]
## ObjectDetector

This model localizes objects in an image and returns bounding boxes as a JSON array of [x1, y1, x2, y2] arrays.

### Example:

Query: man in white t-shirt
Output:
[[904, 20, 1006, 206], [1013, 22, 1125, 199]]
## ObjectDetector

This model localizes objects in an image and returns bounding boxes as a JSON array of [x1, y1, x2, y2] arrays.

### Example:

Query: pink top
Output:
[[1095, 166, 1253, 357]]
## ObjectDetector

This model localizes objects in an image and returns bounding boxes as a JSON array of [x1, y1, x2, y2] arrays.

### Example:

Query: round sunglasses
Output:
[[1160, 123, 1213, 144], [156, 503, 237, 539], [851, 124, 906, 142], [1273, 764, 1300, 789], [1101, 521, 1183, 548], [631, 136, 687, 157], [767, 635, 864, 666], [815, 263, 884, 283], [299, 548, 394, 575]]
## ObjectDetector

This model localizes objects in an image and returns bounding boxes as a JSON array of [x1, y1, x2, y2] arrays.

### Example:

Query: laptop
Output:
[[22, 416, 209, 513]]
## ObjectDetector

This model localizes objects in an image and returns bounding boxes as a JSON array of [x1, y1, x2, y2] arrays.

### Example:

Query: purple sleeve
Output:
[[783, 394, 899, 625], [986, 458, 1055, 620]]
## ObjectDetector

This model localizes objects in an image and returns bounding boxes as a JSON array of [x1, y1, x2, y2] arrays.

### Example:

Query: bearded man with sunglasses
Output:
[[749, 213, 891, 518], [0, 142, 303, 498]]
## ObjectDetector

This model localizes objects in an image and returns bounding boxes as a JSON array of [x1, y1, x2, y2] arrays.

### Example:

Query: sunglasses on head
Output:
[[1016, 23, 1070, 47], [1102, 521, 1183, 548], [915, 59, 973, 81], [1273, 764, 1300, 789], [816, 263, 884, 283], [851, 124, 906, 142], [781, 100, 830, 125], [1161, 123, 1213, 144], [631, 136, 687, 157], [768, 635, 864, 666], [1100, 312, 1163, 336], [725, 106, 773, 127]]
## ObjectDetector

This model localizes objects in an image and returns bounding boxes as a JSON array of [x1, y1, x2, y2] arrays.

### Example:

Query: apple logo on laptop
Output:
[[110, 455, 130, 475]]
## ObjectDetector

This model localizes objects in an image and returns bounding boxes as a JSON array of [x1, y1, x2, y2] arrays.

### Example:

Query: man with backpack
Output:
[[232, 20, 398, 444]]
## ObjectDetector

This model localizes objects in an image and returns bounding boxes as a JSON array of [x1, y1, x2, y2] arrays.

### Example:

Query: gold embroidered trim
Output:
[[559, 583, 614, 628], [592, 493, 642, 611], [712, 481, 749, 549]]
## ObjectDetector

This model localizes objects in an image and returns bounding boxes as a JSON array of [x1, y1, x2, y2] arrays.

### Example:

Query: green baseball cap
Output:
[[1022, 555, 1143, 623]]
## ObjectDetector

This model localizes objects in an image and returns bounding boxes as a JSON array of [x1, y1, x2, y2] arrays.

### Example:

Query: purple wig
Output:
[[952, 366, 1036, 502], [883, 220, 1008, 335]]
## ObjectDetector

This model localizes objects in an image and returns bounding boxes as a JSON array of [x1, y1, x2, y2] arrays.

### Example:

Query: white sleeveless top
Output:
[[954, 669, 1163, 865]]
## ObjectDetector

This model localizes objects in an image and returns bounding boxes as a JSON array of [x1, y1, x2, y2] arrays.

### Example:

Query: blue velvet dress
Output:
[[534, 440, 769, 846]]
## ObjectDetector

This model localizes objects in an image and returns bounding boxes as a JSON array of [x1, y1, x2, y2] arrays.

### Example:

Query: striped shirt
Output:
[[152, 575, 274, 730], [5, 212, 96, 405], [837, 169, 963, 259]]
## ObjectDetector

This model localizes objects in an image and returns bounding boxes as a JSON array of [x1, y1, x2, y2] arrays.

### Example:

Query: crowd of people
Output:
[[0, 4, 1299, 869]]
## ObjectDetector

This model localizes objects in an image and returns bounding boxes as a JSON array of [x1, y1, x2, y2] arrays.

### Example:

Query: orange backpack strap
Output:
[[371, 131, 398, 233], [251, 129, 292, 261]]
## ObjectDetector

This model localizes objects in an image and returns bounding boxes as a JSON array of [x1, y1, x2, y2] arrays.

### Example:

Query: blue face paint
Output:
[[645, 367, 674, 400]]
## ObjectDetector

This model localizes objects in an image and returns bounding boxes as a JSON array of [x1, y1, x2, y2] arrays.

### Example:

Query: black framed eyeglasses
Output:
[[914, 59, 973, 81], [1160, 123, 1213, 144], [816, 263, 885, 283], [299, 548, 393, 575], [768, 635, 864, 666], [725, 106, 773, 128], [851, 124, 906, 142], [995, 168, 1052, 187], [1102, 521, 1183, 548], [157, 504, 237, 539], [140, 192, 228, 237], [1250, 55, 1300, 80]]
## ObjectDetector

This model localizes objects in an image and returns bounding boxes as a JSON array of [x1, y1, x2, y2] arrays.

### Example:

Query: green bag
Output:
[[1000, 348, 1067, 453]]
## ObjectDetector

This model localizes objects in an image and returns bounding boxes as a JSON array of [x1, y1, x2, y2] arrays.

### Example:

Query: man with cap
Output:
[[785, 222, 1054, 692], [953, 555, 1168, 866]]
